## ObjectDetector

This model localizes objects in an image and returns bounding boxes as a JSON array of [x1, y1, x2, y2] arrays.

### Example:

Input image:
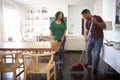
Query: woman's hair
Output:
[[55, 11, 64, 22]]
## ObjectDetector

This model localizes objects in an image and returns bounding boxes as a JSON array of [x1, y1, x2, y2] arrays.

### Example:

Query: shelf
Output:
[[22, 6, 49, 41]]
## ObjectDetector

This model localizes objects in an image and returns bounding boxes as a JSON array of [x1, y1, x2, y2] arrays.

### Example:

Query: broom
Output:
[[70, 22, 93, 72], [70, 49, 85, 71]]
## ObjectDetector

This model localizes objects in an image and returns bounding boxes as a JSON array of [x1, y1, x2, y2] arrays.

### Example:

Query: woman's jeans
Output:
[[55, 38, 66, 69], [86, 37, 103, 69], [56, 37, 66, 59]]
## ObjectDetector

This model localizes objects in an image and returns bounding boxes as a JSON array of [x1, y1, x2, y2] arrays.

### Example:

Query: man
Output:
[[81, 9, 106, 73]]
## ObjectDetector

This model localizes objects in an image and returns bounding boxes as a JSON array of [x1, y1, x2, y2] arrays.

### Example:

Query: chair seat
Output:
[[0, 63, 15, 72], [0, 63, 23, 72], [27, 63, 47, 73]]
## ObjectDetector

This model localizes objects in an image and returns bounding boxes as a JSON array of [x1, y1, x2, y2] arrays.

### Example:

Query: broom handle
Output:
[[78, 49, 85, 63], [78, 22, 93, 63]]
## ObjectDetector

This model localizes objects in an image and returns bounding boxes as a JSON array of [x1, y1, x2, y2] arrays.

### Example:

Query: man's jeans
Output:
[[86, 37, 103, 69]]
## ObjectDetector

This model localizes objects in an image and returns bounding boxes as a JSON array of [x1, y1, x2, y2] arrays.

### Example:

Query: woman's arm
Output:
[[50, 30, 53, 41], [61, 29, 67, 42]]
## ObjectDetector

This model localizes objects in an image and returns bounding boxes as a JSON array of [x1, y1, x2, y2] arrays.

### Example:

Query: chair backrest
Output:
[[0, 51, 24, 80], [23, 52, 55, 71], [0, 51, 22, 63], [0, 52, 4, 63]]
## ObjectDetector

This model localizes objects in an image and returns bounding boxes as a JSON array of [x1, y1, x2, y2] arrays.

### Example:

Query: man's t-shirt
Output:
[[86, 15, 104, 39]]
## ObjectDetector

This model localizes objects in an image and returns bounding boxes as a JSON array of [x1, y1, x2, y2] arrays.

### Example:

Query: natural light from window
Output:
[[3, 6, 21, 41]]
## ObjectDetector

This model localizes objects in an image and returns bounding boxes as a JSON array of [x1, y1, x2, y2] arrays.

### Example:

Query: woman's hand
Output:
[[61, 37, 64, 42], [51, 39, 57, 42]]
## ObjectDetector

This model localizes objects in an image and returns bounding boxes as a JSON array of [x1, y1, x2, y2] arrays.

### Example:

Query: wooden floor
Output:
[[1, 51, 120, 80]]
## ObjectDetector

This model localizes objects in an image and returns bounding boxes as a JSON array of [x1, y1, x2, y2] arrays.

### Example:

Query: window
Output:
[[3, 2, 21, 41]]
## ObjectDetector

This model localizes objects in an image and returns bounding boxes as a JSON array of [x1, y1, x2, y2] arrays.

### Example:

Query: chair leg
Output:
[[1, 73, 3, 80], [24, 71, 26, 80], [47, 72, 50, 80], [13, 70, 17, 80], [54, 63, 56, 80]]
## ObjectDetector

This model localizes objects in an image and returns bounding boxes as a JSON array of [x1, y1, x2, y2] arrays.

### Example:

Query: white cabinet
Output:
[[64, 35, 85, 51], [102, 45, 120, 73]]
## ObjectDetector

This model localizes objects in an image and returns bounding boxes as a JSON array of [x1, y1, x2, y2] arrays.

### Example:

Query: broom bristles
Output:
[[73, 63, 83, 67], [71, 63, 84, 71]]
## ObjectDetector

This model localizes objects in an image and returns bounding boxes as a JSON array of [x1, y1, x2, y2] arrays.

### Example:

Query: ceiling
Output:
[[14, 0, 96, 6]]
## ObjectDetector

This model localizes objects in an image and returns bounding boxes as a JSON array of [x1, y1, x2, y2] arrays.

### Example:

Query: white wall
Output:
[[0, 0, 3, 41], [48, 5, 68, 17], [94, 0, 116, 28], [102, 0, 115, 28], [68, 5, 93, 35], [93, 0, 103, 16]]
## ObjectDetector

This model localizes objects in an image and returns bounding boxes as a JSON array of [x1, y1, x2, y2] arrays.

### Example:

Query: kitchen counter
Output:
[[102, 28, 120, 74], [64, 35, 85, 51], [101, 44, 120, 73]]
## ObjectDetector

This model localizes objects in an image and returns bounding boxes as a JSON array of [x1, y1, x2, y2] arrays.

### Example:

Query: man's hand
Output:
[[91, 17, 98, 24], [85, 37, 88, 42], [91, 17, 106, 29]]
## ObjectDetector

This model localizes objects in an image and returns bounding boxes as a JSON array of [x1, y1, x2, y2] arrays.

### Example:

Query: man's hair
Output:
[[81, 9, 90, 14]]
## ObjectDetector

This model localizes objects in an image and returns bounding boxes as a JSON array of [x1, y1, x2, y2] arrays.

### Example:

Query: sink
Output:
[[113, 42, 120, 50]]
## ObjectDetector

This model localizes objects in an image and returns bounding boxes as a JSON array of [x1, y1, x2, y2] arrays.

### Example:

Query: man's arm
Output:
[[85, 29, 89, 42], [92, 17, 106, 29]]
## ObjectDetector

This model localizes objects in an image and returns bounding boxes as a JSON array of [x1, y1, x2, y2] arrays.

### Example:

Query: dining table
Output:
[[0, 41, 61, 79], [0, 41, 61, 52]]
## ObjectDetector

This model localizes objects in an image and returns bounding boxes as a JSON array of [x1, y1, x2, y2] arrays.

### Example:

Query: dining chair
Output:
[[0, 52, 5, 63], [23, 52, 56, 80], [0, 51, 24, 80]]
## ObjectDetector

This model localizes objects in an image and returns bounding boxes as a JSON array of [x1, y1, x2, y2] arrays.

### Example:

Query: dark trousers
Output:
[[55, 37, 66, 60]]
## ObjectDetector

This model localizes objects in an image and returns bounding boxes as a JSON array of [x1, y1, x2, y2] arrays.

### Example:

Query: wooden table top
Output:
[[0, 41, 61, 51]]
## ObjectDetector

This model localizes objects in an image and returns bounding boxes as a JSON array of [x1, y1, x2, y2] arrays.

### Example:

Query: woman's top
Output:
[[50, 20, 67, 40]]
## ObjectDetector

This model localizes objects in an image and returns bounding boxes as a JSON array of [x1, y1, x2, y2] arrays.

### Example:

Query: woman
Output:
[[49, 11, 67, 69]]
